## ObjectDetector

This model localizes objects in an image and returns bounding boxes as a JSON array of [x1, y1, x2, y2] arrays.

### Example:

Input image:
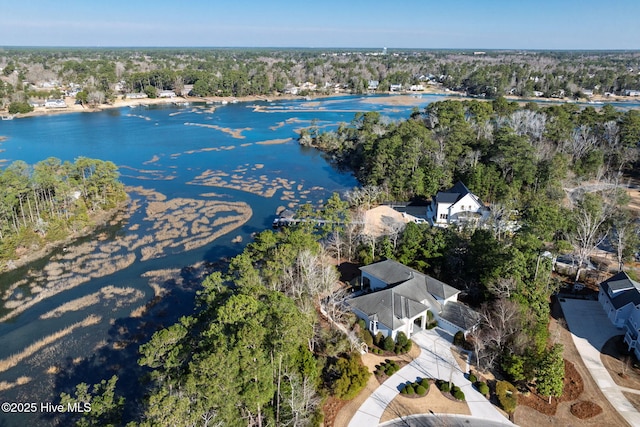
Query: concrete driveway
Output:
[[348, 328, 513, 426], [560, 298, 640, 427]]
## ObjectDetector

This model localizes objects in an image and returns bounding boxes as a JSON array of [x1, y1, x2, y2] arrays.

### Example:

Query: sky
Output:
[[1, 0, 639, 50]]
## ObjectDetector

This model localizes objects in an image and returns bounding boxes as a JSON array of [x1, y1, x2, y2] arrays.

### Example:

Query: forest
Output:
[[2, 48, 640, 108], [0, 157, 126, 269]]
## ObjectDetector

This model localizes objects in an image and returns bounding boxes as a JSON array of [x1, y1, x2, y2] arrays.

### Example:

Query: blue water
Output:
[[0, 94, 447, 425]]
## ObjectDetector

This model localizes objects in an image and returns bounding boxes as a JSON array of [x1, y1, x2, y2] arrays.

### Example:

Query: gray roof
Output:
[[360, 259, 417, 286], [360, 259, 460, 301], [349, 288, 430, 331], [600, 271, 640, 309], [440, 301, 482, 331], [605, 272, 640, 292], [352, 259, 475, 332], [426, 276, 460, 300]]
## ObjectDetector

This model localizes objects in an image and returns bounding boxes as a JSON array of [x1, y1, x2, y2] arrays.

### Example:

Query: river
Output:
[[0, 94, 453, 425]]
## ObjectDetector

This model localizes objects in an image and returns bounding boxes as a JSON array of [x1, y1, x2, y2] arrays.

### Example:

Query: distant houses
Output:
[[125, 93, 148, 99], [348, 259, 480, 339], [44, 99, 67, 109], [158, 90, 176, 98]]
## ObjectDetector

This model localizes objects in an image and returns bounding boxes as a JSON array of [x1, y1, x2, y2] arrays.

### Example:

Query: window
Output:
[[369, 320, 378, 332], [439, 213, 448, 220]]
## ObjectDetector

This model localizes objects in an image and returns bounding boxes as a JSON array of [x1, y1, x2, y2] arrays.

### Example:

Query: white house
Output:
[[426, 181, 490, 228], [368, 80, 379, 91], [349, 259, 480, 339], [125, 93, 148, 99], [44, 99, 67, 109], [158, 90, 176, 98], [598, 271, 640, 360], [599, 271, 640, 328]]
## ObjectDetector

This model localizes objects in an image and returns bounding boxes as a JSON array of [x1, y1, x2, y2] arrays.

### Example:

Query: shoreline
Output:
[[0, 199, 129, 274], [7, 93, 341, 119], [7, 89, 638, 121]]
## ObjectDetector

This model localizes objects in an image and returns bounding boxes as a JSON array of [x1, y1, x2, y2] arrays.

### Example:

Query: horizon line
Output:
[[1, 45, 640, 52]]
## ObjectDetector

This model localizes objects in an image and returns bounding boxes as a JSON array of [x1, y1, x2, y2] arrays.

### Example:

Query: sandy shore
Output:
[[7, 93, 336, 119], [5, 89, 634, 121]]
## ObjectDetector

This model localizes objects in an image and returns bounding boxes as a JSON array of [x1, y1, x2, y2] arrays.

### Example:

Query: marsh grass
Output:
[[0, 314, 101, 374], [2, 186, 248, 321], [0, 376, 31, 391], [183, 122, 251, 138], [39, 286, 144, 319]]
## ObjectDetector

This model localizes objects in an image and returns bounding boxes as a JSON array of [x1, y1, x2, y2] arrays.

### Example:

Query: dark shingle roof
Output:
[[426, 276, 459, 300], [435, 181, 471, 204], [600, 272, 640, 309], [440, 301, 481, 331]]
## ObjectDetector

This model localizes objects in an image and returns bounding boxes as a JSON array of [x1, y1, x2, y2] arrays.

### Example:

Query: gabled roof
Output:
[[434, 181, 486, 208], [435, 181, 471, 204], [600, 271, 640, 310]]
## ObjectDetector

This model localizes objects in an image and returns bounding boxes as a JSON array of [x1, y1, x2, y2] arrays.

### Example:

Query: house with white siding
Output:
[[598, 271, 640, 360], [426, 181, 490, 228], [349, 259, 480, 340]]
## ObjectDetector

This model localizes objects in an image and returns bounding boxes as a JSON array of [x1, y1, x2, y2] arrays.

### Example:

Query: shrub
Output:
[[400, 385, 408, 394], [357, 318, 366, 331], [496, 380, 518, 413], [362, 330, 373, 347], [383, 335, 395, 352], [453, 390, 465, 400], [420, 378, 430, 389], [427, 310, 434, 321], [469, 373, 477, 383], [415, 385, 427, 395], [405, 385, 415, 395], [396, 331, 409, 348], [453, 331, 465, 347], [477, 382, 489, 395], [375, 332, 385, 347], [333, 354, 371, 400], [426, 321, 437, 329], [438, 382, 450, 393], [451, 385, 460, 394]]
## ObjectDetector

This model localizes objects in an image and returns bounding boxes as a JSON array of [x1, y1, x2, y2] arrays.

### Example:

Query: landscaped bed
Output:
[[380, 379, 471, 423], [518, 359, 583, 415]]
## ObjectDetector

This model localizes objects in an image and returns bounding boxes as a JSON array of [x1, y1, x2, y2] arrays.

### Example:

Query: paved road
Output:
[[380, 414, 515, 427], [348, 328, 513, 426], [560, 298, 640, 427]]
